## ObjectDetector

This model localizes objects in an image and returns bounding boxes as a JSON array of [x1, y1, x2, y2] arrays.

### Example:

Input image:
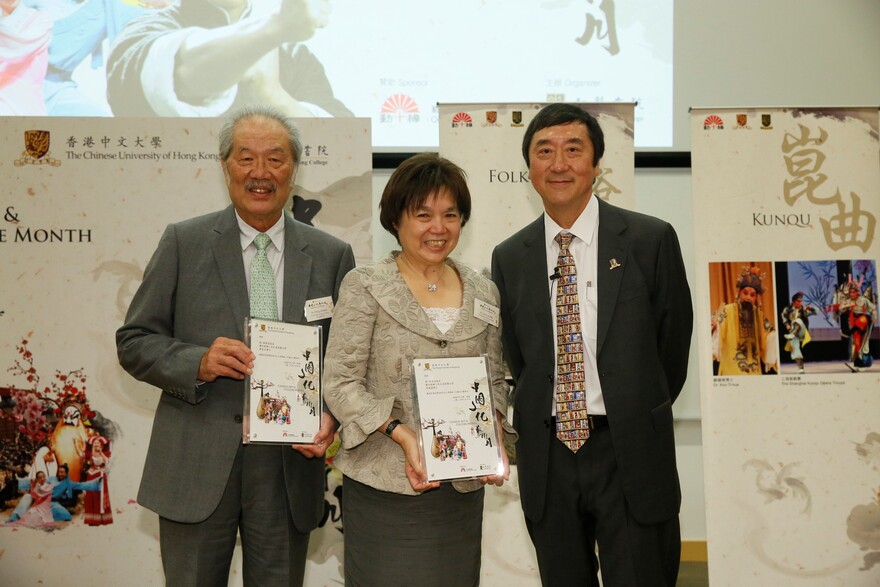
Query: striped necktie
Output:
[[250, 233, 278, 320], [554, 231, 589, 452]]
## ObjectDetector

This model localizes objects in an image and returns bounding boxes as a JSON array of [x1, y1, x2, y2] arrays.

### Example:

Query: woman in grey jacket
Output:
[[323, 153, 514, 586]]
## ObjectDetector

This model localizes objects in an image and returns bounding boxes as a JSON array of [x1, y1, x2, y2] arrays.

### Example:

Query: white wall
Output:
[[672, 0, 879, 151]]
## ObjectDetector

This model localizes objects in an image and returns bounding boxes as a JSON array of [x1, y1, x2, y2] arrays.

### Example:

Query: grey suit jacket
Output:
[[323, 254, 514, 495], [117, 206, 355, 529], [491, 198, 693, 525]]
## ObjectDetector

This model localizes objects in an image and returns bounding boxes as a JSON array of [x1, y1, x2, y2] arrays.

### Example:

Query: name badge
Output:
[[304, 296, 334, 321], [474, 298, 500, 327]]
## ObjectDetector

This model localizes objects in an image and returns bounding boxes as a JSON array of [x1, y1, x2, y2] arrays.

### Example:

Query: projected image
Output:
[[0, 0, 673, 148], [0, 0, 174, 117]]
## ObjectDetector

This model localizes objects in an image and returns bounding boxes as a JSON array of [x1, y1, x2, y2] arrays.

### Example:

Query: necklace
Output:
[[398, 254, 442, 293]]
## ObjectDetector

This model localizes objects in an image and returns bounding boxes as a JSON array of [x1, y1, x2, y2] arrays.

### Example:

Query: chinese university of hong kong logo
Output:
[[451, 112, 473, 128], [703, 115, 724, 130], [511, 111, 524, 127], [14, 130, 61, 167]]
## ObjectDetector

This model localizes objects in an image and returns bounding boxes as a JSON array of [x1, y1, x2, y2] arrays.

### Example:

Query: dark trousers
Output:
[[159, 444, 310, 587], [525, 427, 680, 587]]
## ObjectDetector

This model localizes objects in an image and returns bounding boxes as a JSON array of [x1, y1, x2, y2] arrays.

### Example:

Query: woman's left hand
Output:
[[479, 441, 510, 487], [480, 415, 510, 487]]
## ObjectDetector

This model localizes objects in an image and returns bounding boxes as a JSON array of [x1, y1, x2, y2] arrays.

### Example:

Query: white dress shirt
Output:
[[543, 195, 606, 415]]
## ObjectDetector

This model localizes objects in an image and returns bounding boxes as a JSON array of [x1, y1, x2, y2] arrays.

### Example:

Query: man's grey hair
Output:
[[218, 104, 303, 164]]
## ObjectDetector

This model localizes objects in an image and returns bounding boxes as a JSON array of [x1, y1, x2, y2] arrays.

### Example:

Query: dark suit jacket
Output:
[[491, 198, 692, 526], [117, 206, 355, 529]]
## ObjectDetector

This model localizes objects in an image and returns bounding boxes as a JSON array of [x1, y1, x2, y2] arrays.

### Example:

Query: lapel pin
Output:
[[609, 258, 621, 270]]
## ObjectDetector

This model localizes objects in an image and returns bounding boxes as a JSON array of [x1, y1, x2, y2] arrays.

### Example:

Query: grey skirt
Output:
[[342, 475, 485, 587]]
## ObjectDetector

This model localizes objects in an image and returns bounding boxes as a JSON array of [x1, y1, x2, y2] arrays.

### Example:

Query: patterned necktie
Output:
[[554, 231, 589, 452], [250, 233, 278, 320]]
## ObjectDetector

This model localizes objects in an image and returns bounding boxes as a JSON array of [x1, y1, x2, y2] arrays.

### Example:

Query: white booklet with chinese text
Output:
[[243, 318, 322, 444], [410, 355, 503, 482]]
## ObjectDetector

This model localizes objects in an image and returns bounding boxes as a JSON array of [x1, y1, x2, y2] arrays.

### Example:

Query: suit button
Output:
[[234, 415, 243, 423], [439, 340, 448, 348]]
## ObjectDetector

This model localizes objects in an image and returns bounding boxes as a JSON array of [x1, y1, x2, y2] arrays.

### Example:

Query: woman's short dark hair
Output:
[[521, 103, 605, 167], [379, 153, 471, 243]]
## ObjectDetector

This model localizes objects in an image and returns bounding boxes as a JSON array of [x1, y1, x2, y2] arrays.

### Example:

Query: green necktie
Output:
[[250, 233, 278, 320]]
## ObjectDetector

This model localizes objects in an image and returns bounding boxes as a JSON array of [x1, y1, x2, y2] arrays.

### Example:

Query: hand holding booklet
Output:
[[410, 355, 504, 482], [243, 318, 322, 444]]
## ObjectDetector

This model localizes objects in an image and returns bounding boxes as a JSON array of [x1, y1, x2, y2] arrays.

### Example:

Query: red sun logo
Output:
[[703, 115, 724, 129], [381, 94, 419, 114]]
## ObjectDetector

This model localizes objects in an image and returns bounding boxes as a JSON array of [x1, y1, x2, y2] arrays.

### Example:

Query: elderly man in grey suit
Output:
[[117, 104, 355, 586], [491, 103, 693, 586]]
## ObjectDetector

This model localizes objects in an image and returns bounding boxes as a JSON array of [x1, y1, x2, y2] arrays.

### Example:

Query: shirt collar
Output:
[[236, 212, 285, 253], [543, 194, 599, 249]]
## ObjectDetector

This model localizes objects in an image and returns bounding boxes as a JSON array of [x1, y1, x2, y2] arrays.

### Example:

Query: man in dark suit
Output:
[[491, 103, 693, 586], [117, 104, 355, 586]]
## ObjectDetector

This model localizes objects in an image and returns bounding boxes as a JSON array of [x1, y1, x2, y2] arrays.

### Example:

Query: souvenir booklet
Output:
[[243, 318, 322, 444], [410, 355, 504, 482]]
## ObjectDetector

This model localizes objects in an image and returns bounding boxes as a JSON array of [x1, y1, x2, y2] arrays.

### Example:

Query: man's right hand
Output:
[[198, 337, 255, 382]]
